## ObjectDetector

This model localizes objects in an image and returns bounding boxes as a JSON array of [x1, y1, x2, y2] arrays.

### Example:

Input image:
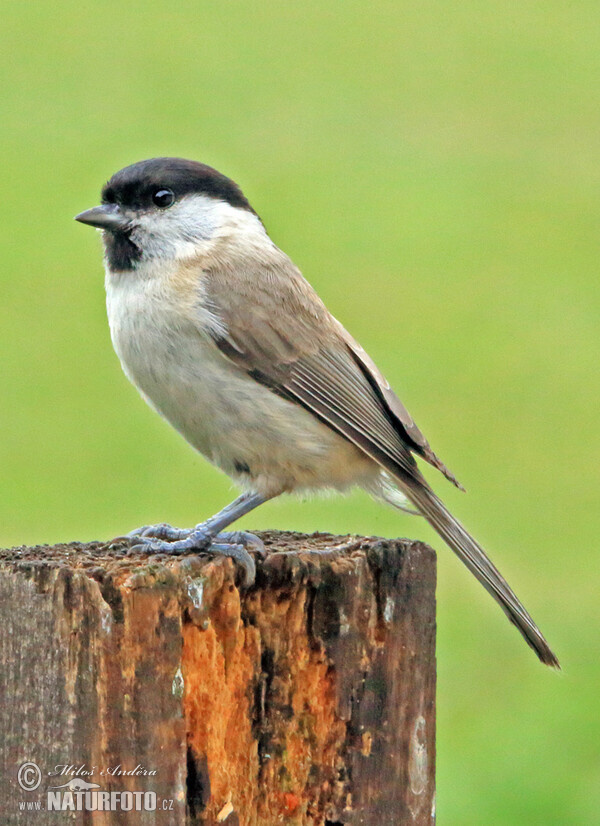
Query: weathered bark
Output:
[[0, 531, 436, 826]]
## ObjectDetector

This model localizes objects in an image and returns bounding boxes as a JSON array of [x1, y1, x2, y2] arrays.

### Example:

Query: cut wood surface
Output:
[[0, 531, 436, 826]]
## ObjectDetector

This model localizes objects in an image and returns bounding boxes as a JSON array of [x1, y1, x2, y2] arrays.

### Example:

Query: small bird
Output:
[[76, 157, 558, 667]]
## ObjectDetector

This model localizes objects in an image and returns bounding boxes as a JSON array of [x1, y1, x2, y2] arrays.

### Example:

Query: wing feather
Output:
[[200, 253, 459, 486]]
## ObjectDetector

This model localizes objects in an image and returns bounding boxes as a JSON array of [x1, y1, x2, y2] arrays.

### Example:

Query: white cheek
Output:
[[172, 239, 203, 259], [129, 196, 223, 261], [118, 194, 266, 270]]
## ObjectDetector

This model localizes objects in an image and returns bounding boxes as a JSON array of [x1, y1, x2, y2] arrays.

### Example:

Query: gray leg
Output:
[[124, 491, 269, 586]]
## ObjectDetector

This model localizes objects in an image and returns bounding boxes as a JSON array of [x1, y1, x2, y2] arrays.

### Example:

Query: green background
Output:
[[1, 2, 598, 822]]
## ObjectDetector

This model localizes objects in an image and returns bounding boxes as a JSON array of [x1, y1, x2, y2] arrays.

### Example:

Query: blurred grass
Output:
[[1, 2, 598, 822]]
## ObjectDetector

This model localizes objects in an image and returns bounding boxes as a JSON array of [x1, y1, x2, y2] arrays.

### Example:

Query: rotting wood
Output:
[[0, 531, 436, 825]]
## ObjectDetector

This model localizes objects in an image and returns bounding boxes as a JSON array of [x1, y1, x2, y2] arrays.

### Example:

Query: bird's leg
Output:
[[122, 491, 269, 585]]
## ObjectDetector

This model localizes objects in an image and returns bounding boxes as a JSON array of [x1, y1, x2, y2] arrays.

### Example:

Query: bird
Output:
[[75, 157, 559, 668]]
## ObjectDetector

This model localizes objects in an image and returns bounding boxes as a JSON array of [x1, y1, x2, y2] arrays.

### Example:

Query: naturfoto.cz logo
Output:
[[16, 762, 174, 813]]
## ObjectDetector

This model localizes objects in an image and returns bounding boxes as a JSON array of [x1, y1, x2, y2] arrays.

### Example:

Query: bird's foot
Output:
[[122, 522, 263, 586]]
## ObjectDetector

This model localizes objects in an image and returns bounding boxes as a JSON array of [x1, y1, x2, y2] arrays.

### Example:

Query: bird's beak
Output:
[[74, 204, 130, 232]]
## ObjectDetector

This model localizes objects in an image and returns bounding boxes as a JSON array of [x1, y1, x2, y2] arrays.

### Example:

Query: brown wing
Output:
[[202, 254, 462, 488]]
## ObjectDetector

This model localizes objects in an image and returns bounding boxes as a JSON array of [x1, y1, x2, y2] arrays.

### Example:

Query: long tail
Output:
[[387, 473, 559, 668]]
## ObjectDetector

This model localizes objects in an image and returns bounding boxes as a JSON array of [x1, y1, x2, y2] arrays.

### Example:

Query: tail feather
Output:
[[392, 476, 559, 668]]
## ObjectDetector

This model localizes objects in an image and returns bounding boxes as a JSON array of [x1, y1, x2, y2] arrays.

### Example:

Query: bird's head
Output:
[[75, 157, 261, 271]]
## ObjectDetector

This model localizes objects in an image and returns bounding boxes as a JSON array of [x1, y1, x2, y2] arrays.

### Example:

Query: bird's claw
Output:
[[123, 524, 263, 587]]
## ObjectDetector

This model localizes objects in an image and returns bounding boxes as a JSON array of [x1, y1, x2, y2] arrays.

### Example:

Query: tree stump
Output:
[[0, 531, 436, 826]]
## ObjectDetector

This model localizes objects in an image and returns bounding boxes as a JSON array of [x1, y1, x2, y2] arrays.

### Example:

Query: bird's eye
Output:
[[152, 188, 175, 208]]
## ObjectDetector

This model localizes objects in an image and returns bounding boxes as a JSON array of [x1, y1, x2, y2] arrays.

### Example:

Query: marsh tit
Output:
[[75, 157, 558, 667]]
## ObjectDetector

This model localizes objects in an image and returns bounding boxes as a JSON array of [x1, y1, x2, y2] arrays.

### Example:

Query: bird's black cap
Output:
[[101, 157, 255, 213]]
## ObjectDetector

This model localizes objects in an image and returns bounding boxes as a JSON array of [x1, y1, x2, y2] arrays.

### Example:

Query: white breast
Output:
[[106, 263, 230, 455]]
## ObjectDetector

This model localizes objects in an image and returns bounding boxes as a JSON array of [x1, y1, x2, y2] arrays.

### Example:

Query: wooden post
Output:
[[0, 531, 436, 825]]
